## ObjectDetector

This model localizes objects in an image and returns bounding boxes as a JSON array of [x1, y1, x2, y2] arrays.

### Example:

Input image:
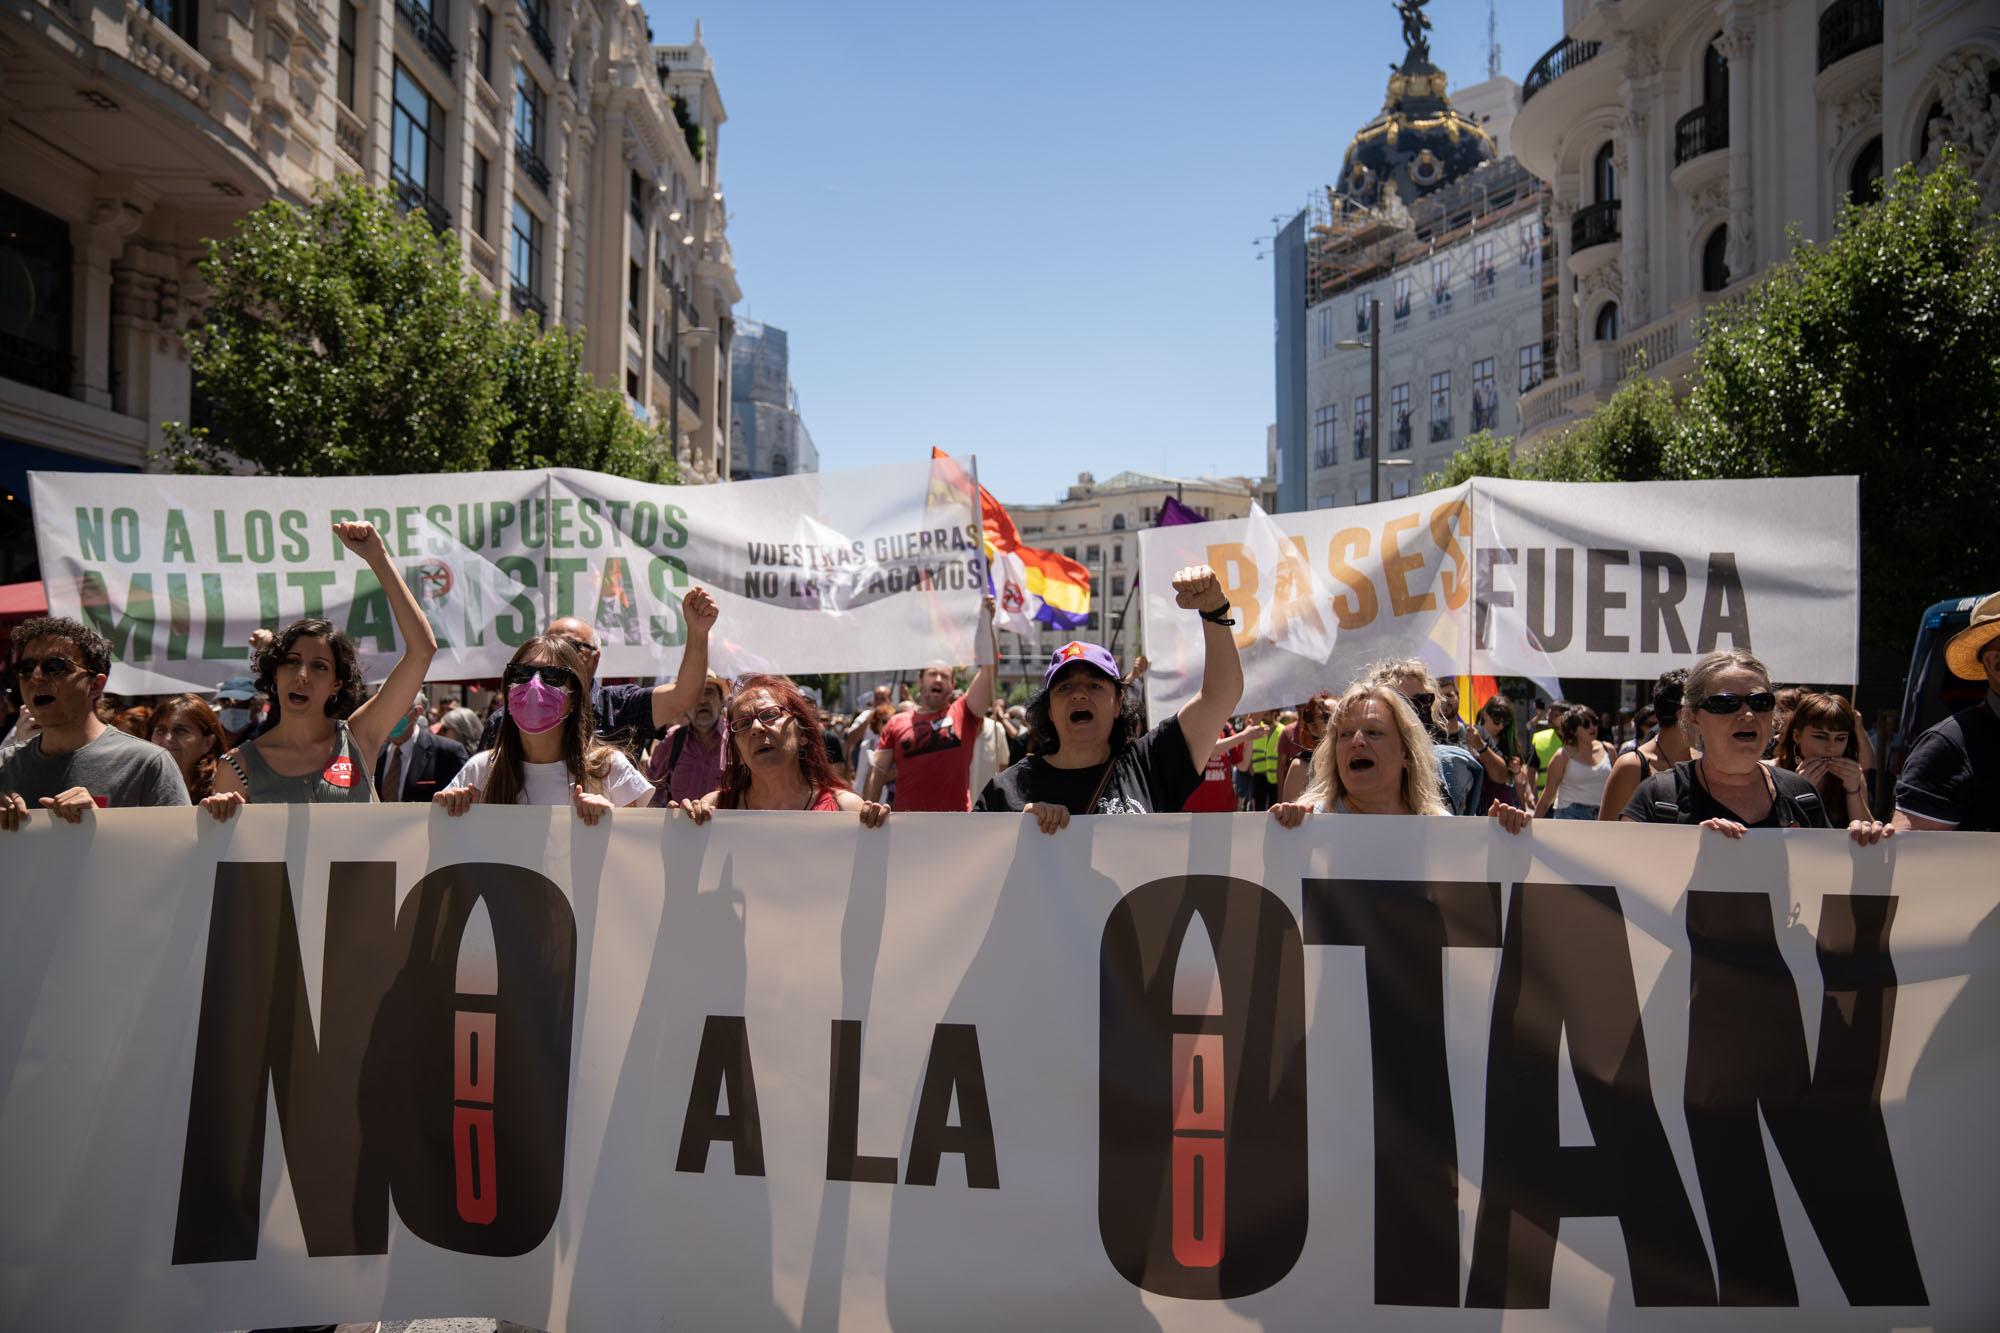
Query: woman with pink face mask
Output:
[[433, 635, 653, 824]]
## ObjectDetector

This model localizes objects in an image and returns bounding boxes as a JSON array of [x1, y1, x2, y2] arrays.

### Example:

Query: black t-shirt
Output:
[[975, 714, 1201, 816], [1622, 759, 1831, 829], [1894, 696, 2000, 831]]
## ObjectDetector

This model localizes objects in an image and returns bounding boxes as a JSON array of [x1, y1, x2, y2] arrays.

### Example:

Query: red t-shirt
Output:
[[879, 695, 983, 812], [1183, 736, 1244, 812]]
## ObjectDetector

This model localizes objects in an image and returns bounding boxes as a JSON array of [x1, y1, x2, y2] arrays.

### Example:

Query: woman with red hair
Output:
[[673, 674, 888, 826]]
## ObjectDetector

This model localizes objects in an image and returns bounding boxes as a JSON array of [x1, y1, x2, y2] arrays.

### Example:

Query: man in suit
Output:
[[374, 688, 468, 802]]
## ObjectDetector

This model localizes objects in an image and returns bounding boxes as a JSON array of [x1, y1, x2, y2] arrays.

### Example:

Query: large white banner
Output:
[[2, 808, 1992, 1330], [28, 459, 984, 693], [1139, 477, 1859, 717]]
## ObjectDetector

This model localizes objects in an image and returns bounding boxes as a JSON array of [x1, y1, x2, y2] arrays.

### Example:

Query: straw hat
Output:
[[1945, 591, 2000, 681]]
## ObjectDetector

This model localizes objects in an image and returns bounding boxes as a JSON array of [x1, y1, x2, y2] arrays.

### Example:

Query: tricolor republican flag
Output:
[[932, 449, 1091, 634]]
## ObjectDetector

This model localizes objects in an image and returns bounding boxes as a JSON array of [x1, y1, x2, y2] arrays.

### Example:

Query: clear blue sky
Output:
[[643, 0, 1561, 503]]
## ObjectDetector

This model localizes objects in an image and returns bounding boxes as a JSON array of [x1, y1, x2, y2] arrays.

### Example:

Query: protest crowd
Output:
[[4, 520, 1993, 842]]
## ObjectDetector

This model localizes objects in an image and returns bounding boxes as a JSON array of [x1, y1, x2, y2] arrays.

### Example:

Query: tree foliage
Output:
[[1427, 149, 1998, 677], [163, 178, 673, 483]]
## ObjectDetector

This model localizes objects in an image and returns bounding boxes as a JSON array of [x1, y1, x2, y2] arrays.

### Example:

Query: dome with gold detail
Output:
[[1335, 49, 1496, 210]]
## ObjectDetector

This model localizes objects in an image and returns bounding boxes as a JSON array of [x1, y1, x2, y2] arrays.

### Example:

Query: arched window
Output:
[[1592, 142, 1618, 205], [1111, 514, 1126, 530], [1594, 302, 1620, 342], [1848, 136, 1883, 205], [1701, 226, 1730, 292], [1918, 100, 1944, 162], [1703, 38, 1729, 105]]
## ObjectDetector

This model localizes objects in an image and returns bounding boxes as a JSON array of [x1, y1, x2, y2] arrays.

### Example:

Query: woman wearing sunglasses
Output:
[[202, 522, 436, 819], [671, 674, 888, 826], [433, 636, 653, 823], [1532, 704, 1613, 820], [1620, 649, 1891, 844]]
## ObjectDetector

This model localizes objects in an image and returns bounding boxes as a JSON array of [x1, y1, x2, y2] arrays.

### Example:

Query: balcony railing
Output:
[[1522, 35, 1601, 103], [1429, 415, 1453, 443], [390, 171, 450, 234], [1571, 198, 1621, 251], [1817, 0, 1882, 73], [1313, 447, 1338, 470], [652, 346, 673, 379], [1674, 100, 1729, 168], [627, 304, 641, 333], [395, 0, 455, 73], [511, 284, 545, 321], [0, 331, 73, 396], [514, 134, 550, 191], [519, 0, 554, 62]]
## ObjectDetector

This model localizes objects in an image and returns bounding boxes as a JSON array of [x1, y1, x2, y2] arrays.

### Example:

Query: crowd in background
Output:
[[4, 522, 1995, 842]]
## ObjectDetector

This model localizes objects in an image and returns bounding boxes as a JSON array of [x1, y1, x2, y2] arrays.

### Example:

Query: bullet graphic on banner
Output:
[[1169, 918, 1225, 1269], [453, 898, 499, 1226]]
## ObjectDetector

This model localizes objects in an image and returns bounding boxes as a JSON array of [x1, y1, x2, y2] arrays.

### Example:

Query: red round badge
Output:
[[323, 757, 355, 789]]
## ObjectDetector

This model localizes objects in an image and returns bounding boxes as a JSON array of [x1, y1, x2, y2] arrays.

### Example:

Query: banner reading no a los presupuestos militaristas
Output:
[[28, 458, 985, 692]]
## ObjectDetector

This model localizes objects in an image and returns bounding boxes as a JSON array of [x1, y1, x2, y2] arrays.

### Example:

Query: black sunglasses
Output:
[[557, 636, 600, 656], [504, 663, 579, 690], [12, 655, 82, 679], [1408, 692, 1436, 716], [1695, 690, 1777, 716]]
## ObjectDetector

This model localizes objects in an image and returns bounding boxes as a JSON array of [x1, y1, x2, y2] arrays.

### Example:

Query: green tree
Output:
[[163, 178, 673, 482]]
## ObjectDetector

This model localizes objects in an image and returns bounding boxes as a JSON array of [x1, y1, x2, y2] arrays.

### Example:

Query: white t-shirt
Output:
[[449, 748, 655, 807]]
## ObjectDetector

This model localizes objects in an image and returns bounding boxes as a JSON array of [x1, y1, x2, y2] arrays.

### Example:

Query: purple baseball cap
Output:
[[1043, 640, 1121, 688]]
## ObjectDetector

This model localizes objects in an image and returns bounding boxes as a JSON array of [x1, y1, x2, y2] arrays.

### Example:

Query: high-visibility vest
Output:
[[1252, 727, 1283, 781]]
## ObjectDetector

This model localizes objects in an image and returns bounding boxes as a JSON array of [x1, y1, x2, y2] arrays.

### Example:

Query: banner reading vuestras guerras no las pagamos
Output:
[[29, 458, 986, 693], [1139, 476, 1859, 717]]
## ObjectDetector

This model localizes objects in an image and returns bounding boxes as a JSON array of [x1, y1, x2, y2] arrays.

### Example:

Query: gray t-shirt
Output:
[[0, 726, 190, 808]]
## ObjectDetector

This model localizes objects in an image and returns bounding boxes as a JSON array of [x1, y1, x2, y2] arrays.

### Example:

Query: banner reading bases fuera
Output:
[[1139, 477, 1859, 717], [28, 458, 984, 693], [2, 807, 1993, 1330]]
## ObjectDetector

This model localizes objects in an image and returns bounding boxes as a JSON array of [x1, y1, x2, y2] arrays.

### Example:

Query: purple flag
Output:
[[1157, 494, 1204, 526]]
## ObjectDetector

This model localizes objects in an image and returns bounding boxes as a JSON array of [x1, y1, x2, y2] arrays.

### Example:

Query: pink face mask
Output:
[[506, 674, 570, 735]]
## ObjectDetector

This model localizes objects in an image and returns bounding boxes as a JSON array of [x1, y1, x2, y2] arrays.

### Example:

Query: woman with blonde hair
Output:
[[1270, 681, 1449, 822]]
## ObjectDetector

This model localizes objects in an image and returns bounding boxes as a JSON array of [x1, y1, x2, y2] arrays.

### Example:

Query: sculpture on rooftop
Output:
[[1396, 0, 1433, 66]]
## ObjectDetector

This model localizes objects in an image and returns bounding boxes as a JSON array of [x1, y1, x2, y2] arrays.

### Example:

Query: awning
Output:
[[0, 580, 48, 618]]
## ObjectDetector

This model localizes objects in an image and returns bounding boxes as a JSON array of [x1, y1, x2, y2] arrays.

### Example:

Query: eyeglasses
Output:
[[1695, 690, 1777, 716], [728, 705, 790, 735], [558, 637, 600, 657], [12, 655, 81, 679], [504, 664, 578, 690], [1407, 692, 1436, 716]]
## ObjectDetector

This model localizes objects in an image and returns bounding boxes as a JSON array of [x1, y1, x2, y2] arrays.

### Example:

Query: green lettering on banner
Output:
[[604, 500, 631, 547], [244, 511, 275, 564], [288, 570, 337, 619], [577, 499, 605, 550], [547, 558, 587, 617], [490, 501, 516, 551], [661, 504, 689, 549], [111, 509, 140, 562], [425, 505, 454, 556], [213, 511, 242, 564], [257, 572, 280, 630], [550, 498, 574, 550], [520, 500, 547, 551], [80, 570, 155, 659], [362, 508, 392, 544], [162, 510, 194, 563], [75, 508, 107, 562], [201, 574, 246, 659], [494, 555, 538, 647], [166, 573, 192, 661], [630, 503, 658, 549], [279, 510, 310, 562], [395, 506, 420, 556], [345, 569, 395, 651]]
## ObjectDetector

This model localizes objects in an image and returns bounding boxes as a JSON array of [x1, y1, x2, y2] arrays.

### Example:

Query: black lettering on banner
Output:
[[826, 1020, 898, 1183], [1684, 892, 1927, 1306], [1697, 552, 1752, 651], [1099, 876, 1308, 1300], [1466, 881, 1716, 1308], [676, 1016, 766, 1177], [171, 862, 577, 1262], [1525, 548, 1574, 653], [1639, 551, 1692, 655], [904, 1023, 999, 1188], [1303, 878, 1503, 1307], [1585, 549, 1631, 653]]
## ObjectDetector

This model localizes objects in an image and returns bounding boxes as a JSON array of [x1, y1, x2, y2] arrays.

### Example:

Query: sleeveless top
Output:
[[222, 720, 375, 804], [1560, 746, 1615, 807], [808, 787, 842, 811]]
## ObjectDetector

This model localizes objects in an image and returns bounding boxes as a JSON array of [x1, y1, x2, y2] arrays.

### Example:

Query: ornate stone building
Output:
[[1509, 0, 1997, 442], [0, 0, 738, 582]]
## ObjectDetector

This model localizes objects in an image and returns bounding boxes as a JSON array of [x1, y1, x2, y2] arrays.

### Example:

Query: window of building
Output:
[[1112, 575, 1126, 598], [626, 369, 640, 399], [1085, 545, 1100, 563], [1113, 541, 1123, 562], [1353, 392, 1372, 459], [1473, 239, 1495, 290], [1471, 357, 1496, 429], [1314, 494, 1337, 509], [1703, 37, 1729, 106], [1430, 258, 1451, 305], [1393, 274, 1412, 319], [771, 453, 788, 475], [337, 2, 358, 108], [511, 197, 542, 293], [628, 260, 642, 327], [514, 65, 543, 154], [1594, 302, 1620, 342], [471, 151, 490, 239], [1592, 141, 1617, 205], [1701, 226, 1730, 292], [1064, 546, 1077, 560], [0, 190, 75, 397], [1354, 292, 1371, 332], [1390, 382, 1412, 450], [1848, 136, 1883, 205], [1518, 217, 1541, 267], [1518, 343, 1541, 392], [476, 5, 493, 81], [1390, 478, 1412, 499], [1312, 403, 1338, 467], [143, 0, 197, 44], [1428, 370, 1452, 440], [390, 63, 446, 208], [1111, 514, 1126, 530], [630, 170, 646, 224], [1141, 506, 1155, 523], [1314, 305, 1334, 351]]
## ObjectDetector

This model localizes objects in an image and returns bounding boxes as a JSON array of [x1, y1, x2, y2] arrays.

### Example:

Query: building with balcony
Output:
[[1273, 10, 1552, 511], [0, 0, 741, 581], [727, 318, 817, 482], [1507, 0, 1997, 443]]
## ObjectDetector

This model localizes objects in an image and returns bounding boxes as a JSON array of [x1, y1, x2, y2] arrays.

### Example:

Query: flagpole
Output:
[[967, 453, 1001, 692]]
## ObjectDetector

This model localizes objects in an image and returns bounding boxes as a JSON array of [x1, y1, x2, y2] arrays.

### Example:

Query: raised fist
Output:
[[683, 586, 719, 635], [332, 521, 386, 561], [1172, 565, 1227, 614]]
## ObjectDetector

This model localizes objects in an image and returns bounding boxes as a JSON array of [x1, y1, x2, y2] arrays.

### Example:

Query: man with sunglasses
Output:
[[1895, 590, 2000, 832], [474, 587, 721, 754], [2, 617, 189, 831]]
